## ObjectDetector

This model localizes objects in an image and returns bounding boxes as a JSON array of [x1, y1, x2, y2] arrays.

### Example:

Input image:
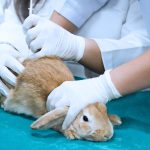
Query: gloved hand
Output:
[[0, 0, 11, 23], [0, 44, 24, 97], [23, 15, 85, 61], [46, 70, 121, 130]]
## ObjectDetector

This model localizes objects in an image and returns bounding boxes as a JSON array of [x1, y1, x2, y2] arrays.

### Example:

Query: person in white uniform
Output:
[[0, 0, 150, 129]]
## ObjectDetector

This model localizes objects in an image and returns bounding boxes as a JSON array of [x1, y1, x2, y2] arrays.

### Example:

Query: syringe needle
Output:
[[29, 0, 33, 15]]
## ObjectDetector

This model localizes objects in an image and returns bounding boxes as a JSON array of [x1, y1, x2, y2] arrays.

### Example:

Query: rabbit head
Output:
[[31, 102, 121, 141]]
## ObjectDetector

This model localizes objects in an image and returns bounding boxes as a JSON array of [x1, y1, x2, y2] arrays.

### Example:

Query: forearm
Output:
[[50, 11, 77, 33], [110, 49, 150, 95], [79, 39, 104, 74]]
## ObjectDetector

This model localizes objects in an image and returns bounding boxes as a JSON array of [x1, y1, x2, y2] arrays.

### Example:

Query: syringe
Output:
[[29, 0, 33, 15], [27, 0, 33, 57]]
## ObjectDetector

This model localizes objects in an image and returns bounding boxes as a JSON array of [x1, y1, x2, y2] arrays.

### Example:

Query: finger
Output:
[[0, 45, 20, 58], [55, 98, 69, 108], [26, 26, 40, 46], [62, 105, 82, 130], [46, 91, 57, 111], [9, 50, 20, 58], [0, 66, 16, 86], [23, 14, 40, 31], [30, 37, 43, 53], [6, 56, 25, 74], [28, 50, 45, 59], [46, 89, 62, 111], [0, 80, 9, 97]]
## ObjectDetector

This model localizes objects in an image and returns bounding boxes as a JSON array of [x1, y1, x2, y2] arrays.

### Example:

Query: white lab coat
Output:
[[0, 0, 10, 23], [0, 0, 149, 78], [140, 0, 150, 37]]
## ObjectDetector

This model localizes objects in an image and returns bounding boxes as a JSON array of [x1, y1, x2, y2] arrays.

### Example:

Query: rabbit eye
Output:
[[83, 115, 88, 122]]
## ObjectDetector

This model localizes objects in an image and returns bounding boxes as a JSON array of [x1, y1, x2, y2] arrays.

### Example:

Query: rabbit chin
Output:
[[77, 128, 114, 141], [84, 133, 113, 142]]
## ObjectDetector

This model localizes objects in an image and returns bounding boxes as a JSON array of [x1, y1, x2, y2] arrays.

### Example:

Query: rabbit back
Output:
[[3, 56, 74, 118]]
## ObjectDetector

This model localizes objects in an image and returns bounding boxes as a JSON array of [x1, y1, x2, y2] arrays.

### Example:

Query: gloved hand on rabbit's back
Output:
[[1, 56, 122, 141]]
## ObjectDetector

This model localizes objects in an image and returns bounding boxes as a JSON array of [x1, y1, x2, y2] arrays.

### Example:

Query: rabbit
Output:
[[1, 56, 122, 141]]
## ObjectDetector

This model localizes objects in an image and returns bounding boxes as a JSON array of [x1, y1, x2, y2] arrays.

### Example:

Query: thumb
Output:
[[28, 51, 45, 59], [0, 80, 9, 97], [62, 105, 82, 130], [23, 14, 40, 32]]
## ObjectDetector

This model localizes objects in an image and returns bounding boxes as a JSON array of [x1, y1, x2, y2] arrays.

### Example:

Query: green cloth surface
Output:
[[0, 91, 150, 150]]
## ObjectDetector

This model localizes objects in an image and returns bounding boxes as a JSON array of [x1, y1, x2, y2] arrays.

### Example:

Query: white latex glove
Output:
[[0, 0, 11, 23], [46, 70, 121, 130], [23, 15, 85, 61], [0, 44, 24, 97]]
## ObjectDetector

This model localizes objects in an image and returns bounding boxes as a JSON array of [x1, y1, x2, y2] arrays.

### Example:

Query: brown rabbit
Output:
[[2, 56, 121, 141]]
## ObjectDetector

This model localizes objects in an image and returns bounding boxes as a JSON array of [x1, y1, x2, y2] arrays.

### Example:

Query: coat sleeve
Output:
[[93, 0, 150, 70], [56, 0, 110, 28], [94, 31, 150, 70], [0, 2, 30, 58], [139, 0, 150, 37], [0, 0, 11, 23]]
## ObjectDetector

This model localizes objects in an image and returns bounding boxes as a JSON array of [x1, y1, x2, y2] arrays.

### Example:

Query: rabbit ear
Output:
[[31, 107, 68, 130], [109, 115, 122, 126], [95, 102, 107, 113]]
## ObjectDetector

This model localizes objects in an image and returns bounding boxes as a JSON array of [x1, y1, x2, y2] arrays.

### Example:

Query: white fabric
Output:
[[139, 0, 150, 37], [23, 15, 85, 61], [95, 32, 150, 69], [0, 0, 10, 23], [0, 1, 29, 58], [93, 0, 150, 70], [46, 70, 121, 129], [57, 0, 109, 28], [77, 0, 129, 39]]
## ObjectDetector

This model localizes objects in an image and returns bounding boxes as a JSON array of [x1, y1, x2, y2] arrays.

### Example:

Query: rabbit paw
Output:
[[64, 130, 80, 140]]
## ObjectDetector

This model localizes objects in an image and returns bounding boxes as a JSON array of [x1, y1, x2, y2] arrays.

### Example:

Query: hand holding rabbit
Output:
[[47, 70, 121, 130], [0, 44, 24, 96]]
